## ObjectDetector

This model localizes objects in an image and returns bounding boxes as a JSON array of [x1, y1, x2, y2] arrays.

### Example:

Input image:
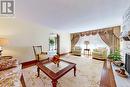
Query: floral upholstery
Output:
[[0, 58, 18, 71], [0, 72, 21, 87], [0, 58, 22, 87]]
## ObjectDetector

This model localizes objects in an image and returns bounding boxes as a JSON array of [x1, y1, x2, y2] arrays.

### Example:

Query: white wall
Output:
[[0, 18, 70, 63], [59, 32, 71, 54]]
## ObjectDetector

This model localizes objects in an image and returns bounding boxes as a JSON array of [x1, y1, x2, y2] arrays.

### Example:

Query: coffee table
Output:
[[36, 59, 76, 87]]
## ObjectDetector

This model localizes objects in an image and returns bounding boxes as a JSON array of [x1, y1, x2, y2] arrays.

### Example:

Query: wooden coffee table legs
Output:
[[52, 80, 58, 87], [37, 67, 58, 87], [74, 66, 76, 76], [37, 67, 40, 77], [51, 66, 76, 87]]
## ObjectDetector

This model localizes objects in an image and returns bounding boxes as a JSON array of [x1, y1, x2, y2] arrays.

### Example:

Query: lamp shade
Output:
[[0, 38, 8, 46], [84, 41, 90, 45]]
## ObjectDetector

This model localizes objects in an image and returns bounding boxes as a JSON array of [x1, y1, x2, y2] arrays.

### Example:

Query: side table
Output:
[[84, 49, 90, 55]]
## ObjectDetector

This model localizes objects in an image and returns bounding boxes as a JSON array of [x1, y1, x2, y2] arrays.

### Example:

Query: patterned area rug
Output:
[[22, 55, 104, 87]]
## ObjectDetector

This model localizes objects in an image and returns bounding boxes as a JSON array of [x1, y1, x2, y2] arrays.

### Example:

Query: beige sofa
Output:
[[0, 58, 23, 87], [71, 46, 82, 56], [92, 47, 107, 60]]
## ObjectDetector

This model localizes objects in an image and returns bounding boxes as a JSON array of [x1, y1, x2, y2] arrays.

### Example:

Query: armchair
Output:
[[71, 46, 82, 56], [33, 46, 49, 61], [92, 47, 107, 60], [0, 58, 25, 87]]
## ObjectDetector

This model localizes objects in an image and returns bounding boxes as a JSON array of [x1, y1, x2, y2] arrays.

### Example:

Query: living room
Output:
[[0, 0, 130, 87]]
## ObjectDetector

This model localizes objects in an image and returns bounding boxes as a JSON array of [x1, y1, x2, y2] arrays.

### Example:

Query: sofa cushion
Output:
[[0, 65, 22, 87], [37, 53, 48, 60], [0, 58, 18, 71], [0, 73, 22, 87], [0, 56, 13, 60], [92, 47, 107, 59], [0, 64, 21, 81], [93, 49, 99, 52]]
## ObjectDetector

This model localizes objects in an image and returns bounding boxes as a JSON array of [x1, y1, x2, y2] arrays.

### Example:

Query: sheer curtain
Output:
[[75, 34, 110, 55]]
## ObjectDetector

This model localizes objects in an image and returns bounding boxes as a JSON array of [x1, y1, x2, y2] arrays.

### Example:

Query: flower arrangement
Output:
[[51, 55, 60, 64]]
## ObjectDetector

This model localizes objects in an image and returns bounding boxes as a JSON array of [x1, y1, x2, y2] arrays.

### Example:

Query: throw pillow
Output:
[[38, 53, 48, 60], [51, 55, 60, 64]]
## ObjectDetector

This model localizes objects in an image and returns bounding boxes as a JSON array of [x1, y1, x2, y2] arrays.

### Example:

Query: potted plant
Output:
[[108, 51, 114, 58], [112, 49, 121, 61], [108, 49, 121, 61], [49, 39, 55, 50], [49, 39, 55, 46], [108, 49, 123, 67], [108, 51, 114, 61]]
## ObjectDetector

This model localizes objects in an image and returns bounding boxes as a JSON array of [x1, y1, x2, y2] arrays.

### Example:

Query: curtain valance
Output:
[[72, 28, 113, 37], [71, 26, 121, 53]]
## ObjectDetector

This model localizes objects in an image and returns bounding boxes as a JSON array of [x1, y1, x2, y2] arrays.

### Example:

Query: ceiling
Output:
[[16, 0, 130, 33]]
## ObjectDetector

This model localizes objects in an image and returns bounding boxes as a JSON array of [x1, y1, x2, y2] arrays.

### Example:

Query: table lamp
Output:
[[84, 41, 90, 49], [0, 38, 8, 57]]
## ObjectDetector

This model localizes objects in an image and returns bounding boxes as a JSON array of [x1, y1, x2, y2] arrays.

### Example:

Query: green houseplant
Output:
[[108, 49, 121, 61], [108, 51, 114, 59], [49, 39, 55, 46], [113, 49, 121, 61]]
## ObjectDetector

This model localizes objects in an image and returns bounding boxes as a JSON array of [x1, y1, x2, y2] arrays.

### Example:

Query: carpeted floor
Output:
[[22, 55, 104, 87]]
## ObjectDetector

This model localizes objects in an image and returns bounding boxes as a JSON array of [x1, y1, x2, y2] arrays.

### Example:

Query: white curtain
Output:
[[75, 34, 110, 55]]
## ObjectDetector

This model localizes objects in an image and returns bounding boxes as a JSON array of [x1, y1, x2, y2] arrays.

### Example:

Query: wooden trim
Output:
[[109, 61, 117, 87], [57, 34, 60, 55], [20, 74, 26, 87], [92, 57, 106, 61], [100, 60, 116, 87], [59, 53, 69, 56], [21, 60, 37, 69], [33, 45, 42, 56]]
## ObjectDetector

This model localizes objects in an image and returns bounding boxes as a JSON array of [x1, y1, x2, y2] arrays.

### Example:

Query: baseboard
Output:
[[92, 57, 106, 61], [21, 59, 37, 69], [21, 52, 69, 68], [59, 52, 69, 56]]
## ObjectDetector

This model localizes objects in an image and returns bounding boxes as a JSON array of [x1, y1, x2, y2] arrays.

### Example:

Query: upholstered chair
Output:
[[33, 46, 49, 61], [71, 46, 82, 56], [0, 58, 24, 87], [92, 47, 107, 60]]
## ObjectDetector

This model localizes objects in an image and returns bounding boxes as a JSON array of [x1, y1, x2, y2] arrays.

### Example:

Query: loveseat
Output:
[[71, 46, 82, 56], [0, 58, 23, 87], [92, 47, 107, 60]]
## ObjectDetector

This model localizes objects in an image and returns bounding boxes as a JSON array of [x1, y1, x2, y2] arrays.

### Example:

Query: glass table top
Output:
[[44, 61, 69, 73]]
